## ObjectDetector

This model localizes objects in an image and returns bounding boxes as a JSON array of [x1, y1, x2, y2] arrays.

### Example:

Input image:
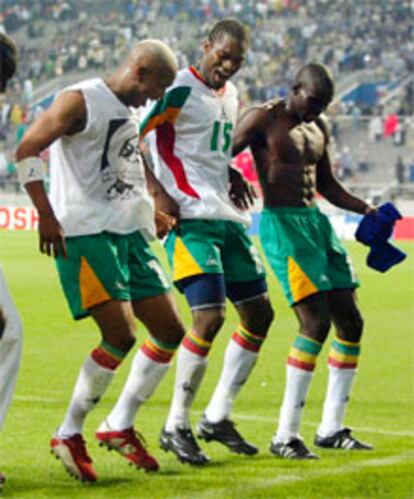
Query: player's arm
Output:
[[232, 106, 267, 156], [15, 91, 87, 258], [140, 143, 179, 237], [316, 148, 375, 215], [229, 107, 267, 209]]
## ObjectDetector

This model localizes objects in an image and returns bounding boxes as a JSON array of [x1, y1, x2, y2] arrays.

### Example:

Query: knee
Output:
[[243, 301, 275, 337], [339, 314, 364, 343], [105, 319, 137, 353], [301, 316, 331, 343], [158, 318, 186, 345], [115, 333, 136, 353], [193, 309, 226, 342]]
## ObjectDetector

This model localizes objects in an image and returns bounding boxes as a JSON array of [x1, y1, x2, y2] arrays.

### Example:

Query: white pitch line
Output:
[[13, 397, 414, 438], [230, 412, 414, 438], [246, 452, 414, 488], [14, 395, 60, 403], [170, 453, 414, 499]]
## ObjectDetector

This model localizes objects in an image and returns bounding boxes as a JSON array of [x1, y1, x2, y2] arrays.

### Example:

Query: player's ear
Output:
[[202, 39, 211, 54], [136, 65, 150, 81]]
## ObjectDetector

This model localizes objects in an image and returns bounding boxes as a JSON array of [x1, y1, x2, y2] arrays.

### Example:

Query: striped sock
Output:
[[165, 330, 211, 431], [328, 336, 360, 369], [141, 336, 179, 364], [91, 340, 128, 370], [106, 336, 180, 430], [231, 325, 266, 353], [205, 325, 265, 422], [287, 334, 322, 372], [59, 343, 128, 437], [318, 337, 360, 437], [181, 329, 212, 357], [276, 335, 322, 443]]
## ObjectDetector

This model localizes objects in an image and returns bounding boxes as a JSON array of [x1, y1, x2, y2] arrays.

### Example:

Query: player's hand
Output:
[[229, 166, 257, 210], [38, 212, 67, 258], [154, 189, 180, 220], [364, 205, 378, 216], [155, 210, 177, 239]]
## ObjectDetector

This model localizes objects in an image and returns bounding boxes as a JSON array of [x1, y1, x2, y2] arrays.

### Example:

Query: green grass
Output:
[[0, 231, 413, 498]]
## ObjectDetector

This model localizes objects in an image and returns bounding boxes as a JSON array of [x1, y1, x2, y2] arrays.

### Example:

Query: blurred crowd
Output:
[[1, 0, 412, 105], [1, 0, 413, 191]]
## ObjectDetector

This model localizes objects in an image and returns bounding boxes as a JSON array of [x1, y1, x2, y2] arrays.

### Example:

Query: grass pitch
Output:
[[0, 231, 413, 498]]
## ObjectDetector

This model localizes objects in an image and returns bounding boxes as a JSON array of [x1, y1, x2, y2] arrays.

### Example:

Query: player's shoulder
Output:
[[241, 98, 284, 126], [173, 68, 195, 87], [224, 80, 238, 98], [314, 113, 330, 143]]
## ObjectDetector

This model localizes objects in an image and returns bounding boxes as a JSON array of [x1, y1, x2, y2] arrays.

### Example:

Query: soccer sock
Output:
[[275, 335, 322, 443], [58, 341, 127, 438], [105, 336, 179, 431], [165, 330, 211, 432], [204, 325, 265, 423], [318, 336, 360, 437]]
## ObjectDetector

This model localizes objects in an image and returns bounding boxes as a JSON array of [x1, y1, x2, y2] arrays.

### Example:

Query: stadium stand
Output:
[[1, 0, 413, 212]]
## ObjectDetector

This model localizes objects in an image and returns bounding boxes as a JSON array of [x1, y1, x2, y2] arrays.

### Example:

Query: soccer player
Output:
[[140, 19, 274, 465], [233, 63, 374, 459], [15, 40, 187, 482], [0, 32, 23, 490]]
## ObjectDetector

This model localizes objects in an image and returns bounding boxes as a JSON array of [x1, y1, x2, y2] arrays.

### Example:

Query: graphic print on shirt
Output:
[[100, 118, 145, 201]]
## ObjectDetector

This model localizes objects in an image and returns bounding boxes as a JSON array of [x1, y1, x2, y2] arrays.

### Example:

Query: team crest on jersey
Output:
[[100, 119, 145, 201]]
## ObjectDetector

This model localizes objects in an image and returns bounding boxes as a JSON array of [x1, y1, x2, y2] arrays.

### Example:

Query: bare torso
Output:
[[248, 100, 328, 208]]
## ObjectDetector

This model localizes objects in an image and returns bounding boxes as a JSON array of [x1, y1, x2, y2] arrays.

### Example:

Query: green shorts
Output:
[[165, 219, 266, 284], [56, 231, 170, 320], [260, 207, 359, 306]]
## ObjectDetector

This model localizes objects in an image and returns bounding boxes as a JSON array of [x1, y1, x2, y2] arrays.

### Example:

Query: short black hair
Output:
[[295, 63, 335, 101], [0, 33, 17, 92], [208, 19, 249, 46]]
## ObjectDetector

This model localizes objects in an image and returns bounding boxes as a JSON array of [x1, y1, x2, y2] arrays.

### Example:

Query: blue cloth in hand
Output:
[[355, 203, 406, 272]]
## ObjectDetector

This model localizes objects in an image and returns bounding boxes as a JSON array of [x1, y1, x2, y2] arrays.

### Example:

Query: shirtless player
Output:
[[233, 63, 374, 458]]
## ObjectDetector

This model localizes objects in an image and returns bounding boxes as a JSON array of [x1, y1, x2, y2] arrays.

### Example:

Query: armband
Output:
[[17, 157, 44, 186]]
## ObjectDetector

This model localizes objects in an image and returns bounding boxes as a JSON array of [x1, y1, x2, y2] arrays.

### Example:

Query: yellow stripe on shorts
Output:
[[80, 257, 110, 310]]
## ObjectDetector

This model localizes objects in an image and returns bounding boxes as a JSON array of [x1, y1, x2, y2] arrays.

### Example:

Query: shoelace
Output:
[[289, 439, 308, 455], [219, 420, 241, 437], [178, 428, 199, 447], [70, 435, 93, 463], [124, 428, 148, 450]]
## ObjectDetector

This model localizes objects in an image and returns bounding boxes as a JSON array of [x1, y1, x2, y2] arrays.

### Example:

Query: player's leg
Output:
[[96, 232, 184, 470], [198, 224, 274, 454], [51, 234, 137, 481], [197, 222, 273, 454], [197, 290, 273, 455], [0, 269, 23, 489], [259, 208, 335, 459], [270, 294, 330, 459], [159, 220, 227, 464], [315, 289, 372, 450], [161, 275, 226, 465], [0, 268, 23, 431], [314, 213, 371, 449], [201, 224, 273, 430]]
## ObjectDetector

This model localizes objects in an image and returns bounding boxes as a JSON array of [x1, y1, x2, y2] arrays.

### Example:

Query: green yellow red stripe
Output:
[[91, 341, 127, 370], [288, 335, 322, 372], [328, 337, 360, 369], [232, 325, 265, 352], [141, 336, 179, 364], [182, 330, 211, 357]]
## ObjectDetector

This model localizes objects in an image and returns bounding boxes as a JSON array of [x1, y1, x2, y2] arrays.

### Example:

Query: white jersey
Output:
[[141, 67, 250, 225], [49, 78, 155, 238]]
